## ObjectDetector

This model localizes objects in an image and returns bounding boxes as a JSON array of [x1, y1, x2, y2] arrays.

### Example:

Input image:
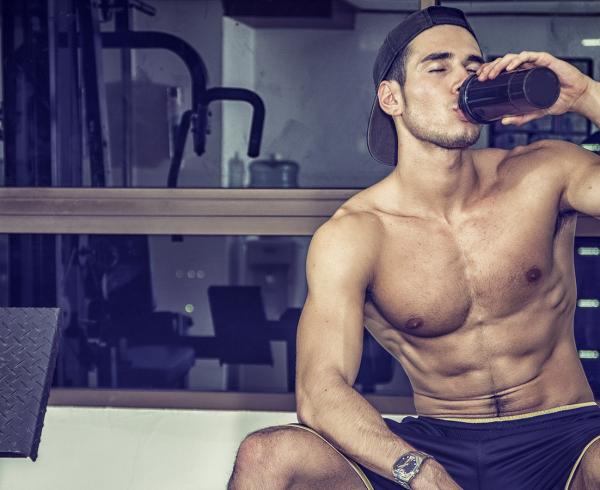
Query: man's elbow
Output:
[[295, 371, 348, 427], [296, 406, 311, 425], [295, 381, 315, 425]]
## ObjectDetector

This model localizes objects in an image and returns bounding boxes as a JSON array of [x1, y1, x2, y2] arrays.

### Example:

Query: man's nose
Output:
[[452, 69, 471, 94]]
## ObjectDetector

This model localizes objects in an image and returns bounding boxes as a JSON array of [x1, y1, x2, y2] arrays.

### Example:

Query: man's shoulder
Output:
[[503, 139, 598, 179], [509, 138, 581, 162], [524, 138, 597, 165], [307, 200, 381, 282], [318, 203, 382, 242], [491, 139, 578, 179], [311, 195, 383, 256]]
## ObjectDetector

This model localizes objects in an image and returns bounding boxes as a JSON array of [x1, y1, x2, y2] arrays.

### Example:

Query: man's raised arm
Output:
[[559, 140, 600, 219], [559, 77, 600, 217], [294, 212, 459, 488], [476, 51, 600, 219]]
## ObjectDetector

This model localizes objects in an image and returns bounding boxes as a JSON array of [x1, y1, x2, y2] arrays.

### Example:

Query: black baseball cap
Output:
[[367, 6, 479, 165]]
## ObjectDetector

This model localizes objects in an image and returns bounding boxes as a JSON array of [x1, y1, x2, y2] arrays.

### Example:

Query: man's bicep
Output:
[[296, 219, 375, 389], [296, 292, 365, 389], [560, 141, 600, 217]]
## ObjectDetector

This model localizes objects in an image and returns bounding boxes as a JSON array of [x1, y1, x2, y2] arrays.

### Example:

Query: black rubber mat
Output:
[[0, 308, 62, 461]]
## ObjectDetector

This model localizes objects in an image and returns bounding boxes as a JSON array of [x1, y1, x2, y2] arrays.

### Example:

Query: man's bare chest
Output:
[[366, 192, 570, 337]]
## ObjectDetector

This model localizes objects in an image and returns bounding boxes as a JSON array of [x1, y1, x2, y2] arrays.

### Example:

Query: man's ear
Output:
[[377, 80, 403, 117]]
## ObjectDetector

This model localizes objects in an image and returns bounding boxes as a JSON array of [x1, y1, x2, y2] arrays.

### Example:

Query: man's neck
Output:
[[390, 143, 479, 220]]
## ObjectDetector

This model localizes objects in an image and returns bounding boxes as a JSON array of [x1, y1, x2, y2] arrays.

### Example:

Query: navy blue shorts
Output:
[[358, 402, 600, 490]]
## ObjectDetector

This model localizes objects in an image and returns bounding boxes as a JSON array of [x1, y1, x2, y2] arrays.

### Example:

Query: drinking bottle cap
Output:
[[523, 68, 560, 108]]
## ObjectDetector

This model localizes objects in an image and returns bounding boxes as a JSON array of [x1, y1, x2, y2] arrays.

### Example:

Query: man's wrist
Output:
[[409, 457, 439, 489], [392, 450, 432, 488], [573, 77, 600, 127]]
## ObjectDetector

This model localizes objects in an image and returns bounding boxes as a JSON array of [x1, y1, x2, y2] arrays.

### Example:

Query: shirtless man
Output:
[[228, 6, 600, 489]]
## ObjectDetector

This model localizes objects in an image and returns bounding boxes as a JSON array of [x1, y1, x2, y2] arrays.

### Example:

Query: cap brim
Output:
[[367, 95, 397, 166]]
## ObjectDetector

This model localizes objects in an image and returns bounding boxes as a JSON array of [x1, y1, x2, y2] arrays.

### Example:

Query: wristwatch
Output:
[[392, 450, 431, 489]]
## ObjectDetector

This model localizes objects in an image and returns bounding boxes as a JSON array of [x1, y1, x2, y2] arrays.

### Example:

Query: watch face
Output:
[[394, 453, 424, 483], [402, 457, 417, 474]]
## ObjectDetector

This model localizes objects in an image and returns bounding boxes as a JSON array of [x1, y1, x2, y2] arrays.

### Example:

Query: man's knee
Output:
[[236, 426, 293, 471], [229, 425, 366, 490], [230, 426, 299, 488]]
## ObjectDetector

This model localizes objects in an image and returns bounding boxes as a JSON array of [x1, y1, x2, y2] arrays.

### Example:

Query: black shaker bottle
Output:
[[458, 67, 560, 124]]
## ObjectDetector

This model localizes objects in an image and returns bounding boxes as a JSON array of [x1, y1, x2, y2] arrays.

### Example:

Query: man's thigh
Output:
[[568, 436, 600, 490]]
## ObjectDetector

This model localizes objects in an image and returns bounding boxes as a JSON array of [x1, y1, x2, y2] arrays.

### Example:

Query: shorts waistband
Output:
[[428, 401, 599, 424]]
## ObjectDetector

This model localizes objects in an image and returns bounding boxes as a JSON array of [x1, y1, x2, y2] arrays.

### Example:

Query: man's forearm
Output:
[[574, 78, 600, 128], [297, 375, 414, 481]]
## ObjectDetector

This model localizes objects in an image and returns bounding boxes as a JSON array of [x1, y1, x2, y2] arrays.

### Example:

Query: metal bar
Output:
[[352, 0, 600, 14], [99, 31, 208, 114], [77, 0, 112, 186], [52, 0, 84, 187], [357, 11, 600, 16], [2, 0, 54, 187], [48, 388, 418, 413], [0, 188, 598, 236], [200, 88, 265, 158], [2, 1, 57, 308], [0, 188, 351, 235], [115, 0, 133, 187], [167, 111, 193, 188], [2, 1, 20, 187]]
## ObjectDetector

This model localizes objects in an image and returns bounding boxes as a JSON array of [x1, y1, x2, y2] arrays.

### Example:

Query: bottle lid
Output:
[[523, 67, 560, 108]]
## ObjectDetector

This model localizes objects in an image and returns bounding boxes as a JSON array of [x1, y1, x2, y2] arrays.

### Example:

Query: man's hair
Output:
[[384, 45, 413, 87]]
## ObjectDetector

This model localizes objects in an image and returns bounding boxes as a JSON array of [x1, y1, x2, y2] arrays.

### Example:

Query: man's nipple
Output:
[[526, 266, 542, 283], [405, 317, 424, 329]]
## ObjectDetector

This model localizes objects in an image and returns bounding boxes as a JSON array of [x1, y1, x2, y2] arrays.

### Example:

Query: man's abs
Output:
[[364, 295, 595, 418]]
